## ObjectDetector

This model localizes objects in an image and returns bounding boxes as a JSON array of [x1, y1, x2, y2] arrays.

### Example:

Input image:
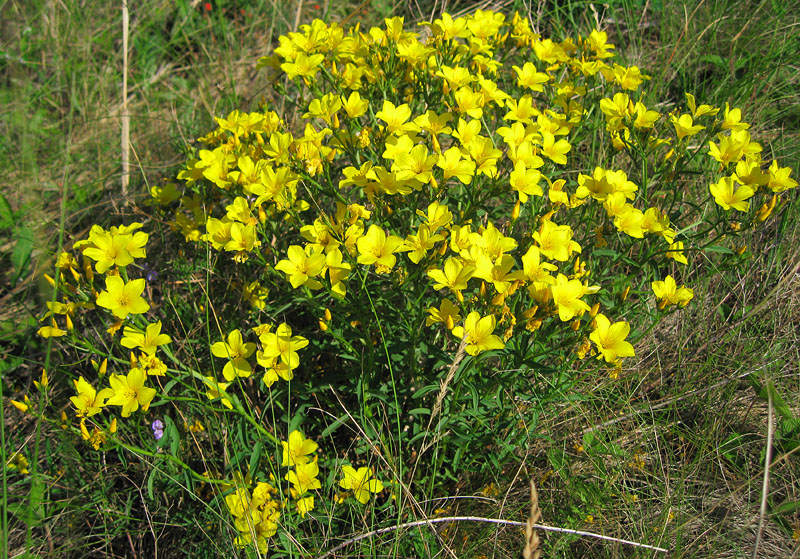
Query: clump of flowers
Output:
[[35, 9, 795, 555]]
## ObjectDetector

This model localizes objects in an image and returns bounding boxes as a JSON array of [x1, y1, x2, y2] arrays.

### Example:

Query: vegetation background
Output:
[[1, 0, 798, 557]]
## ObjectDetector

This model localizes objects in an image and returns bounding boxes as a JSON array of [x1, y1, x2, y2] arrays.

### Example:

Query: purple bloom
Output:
[[151, 419, 164, 440], [142, 263, 158, 282]]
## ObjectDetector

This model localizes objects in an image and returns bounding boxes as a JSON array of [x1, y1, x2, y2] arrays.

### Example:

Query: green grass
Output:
[[2, 0, 799, 557]]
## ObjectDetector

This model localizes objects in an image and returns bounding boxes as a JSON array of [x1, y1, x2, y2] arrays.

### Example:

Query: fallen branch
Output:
[[315, 515, 669, 558]]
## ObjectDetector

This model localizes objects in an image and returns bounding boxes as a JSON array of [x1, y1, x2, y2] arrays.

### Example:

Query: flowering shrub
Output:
[[33, 9, 796, 555]]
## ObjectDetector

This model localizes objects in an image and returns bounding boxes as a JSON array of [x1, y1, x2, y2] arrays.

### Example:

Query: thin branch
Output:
[[315, 515, 669, 559], [752, 383, 774, 559]]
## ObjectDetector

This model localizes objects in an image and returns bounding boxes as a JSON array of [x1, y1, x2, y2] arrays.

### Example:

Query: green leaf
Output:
[[547, 447, 567, 472], [771, 499, 800, 516], [11, 225, 34, 281], [0, 193, 13, 230], [147, 468, 156, 501], [321, 414, 349, 437], [699, 54, 726, 68], [162, 379, 179, 395], [166, 416, 180, 457], [591, 249, 619, 259], [249, 442, 263, 474], [703, 244, 734, 254], [411, 384, 440, 399]]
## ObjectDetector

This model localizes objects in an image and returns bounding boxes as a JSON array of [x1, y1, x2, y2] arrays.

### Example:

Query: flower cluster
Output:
[[35, 8, 795, 555], [35, 223, 169, 449], [225, 482, 282, 553], [282, 430, 321, 517]]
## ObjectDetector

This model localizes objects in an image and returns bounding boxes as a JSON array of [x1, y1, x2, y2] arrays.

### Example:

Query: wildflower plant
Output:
[[35, 9, 795, 556]]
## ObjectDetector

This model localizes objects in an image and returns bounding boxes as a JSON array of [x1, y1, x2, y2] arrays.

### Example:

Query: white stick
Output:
[[121, 0, 130, 202], [315, 515, 669, 558]]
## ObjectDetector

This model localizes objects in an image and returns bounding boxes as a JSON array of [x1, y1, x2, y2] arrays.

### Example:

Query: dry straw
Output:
[[120, 0, 130, 202]]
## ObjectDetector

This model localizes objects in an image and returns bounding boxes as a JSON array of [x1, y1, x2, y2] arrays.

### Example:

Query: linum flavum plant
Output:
[[31, 8, 797, 556]]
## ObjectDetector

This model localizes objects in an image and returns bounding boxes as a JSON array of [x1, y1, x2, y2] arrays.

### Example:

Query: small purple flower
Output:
[[143, 264, 159, 282], [151, 419, 164, 441]]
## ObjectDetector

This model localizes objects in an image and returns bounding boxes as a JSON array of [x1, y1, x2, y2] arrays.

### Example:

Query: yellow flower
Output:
[[392, 144, 438, 184], [33, 369, 48, 391], [96, 276, 150, 319], [286, 459, 322, 494], [631, 102, 660, 128], [258, 323, 309, 373], [720, 102, 749, 131], [473, 254, 520, 295], [281, 430, 318, 467], [339, 465, 384, 504], [589, 314, 635, 363], [509, 161, 543, 202], [454, 86, 485, 119], [652, 276, 694, 309], [70, 376, 112, 417], [425, 299, 461, 330], [756, 195, 778, 222], [11, 396, 30, 413], [211, 329, 256, 381], [451, 311, 505, 356], [464, 136, 501, 178], [401, 225, 444, 264], [666, 241, 688, 265], [202, 375, 233, 409], [685, 93, 719, 118], [375, 100, 415, 135], [532, 219, 581, 262], [767, 160, 798, 193], [607, 63, 650, 90], [427, 257, 475, 298], [280, 52, 324, 80], [576, 167, 613, 201], [304, 92, 342, 127], [82, 227, 134, 273], [671, 113, 704, 140], [296, 495, 314, 518], [539, 130, 571, 165], [641, 207, 672, 241], [341, 91, 369, 118], [709, 176, 754, 211], [452, 118, 482, 145], [106, 367, 157, 417], [613, 207, 645, 238], [325, 248, 352, 298], [436, 146, 476, 185], [551, 274, 591, 322], [435, 64, 476, 92], [504, 95, 539, 124], [7, 452, 29, 475], [275, 245, 326, 289], [38, 324, 67, 338], [513, 62, 549, 91], [520, 246, 557, 284], [416, 201, 453, 232], [224, 222, 260, 258], [356, 225, 404, 274], [121, 321, 172, 355]]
